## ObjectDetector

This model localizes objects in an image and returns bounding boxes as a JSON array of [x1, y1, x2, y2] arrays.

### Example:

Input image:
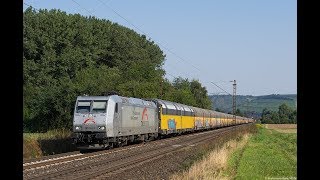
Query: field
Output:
[[227, 124, 297, 179], [264, 124, 297, 133]]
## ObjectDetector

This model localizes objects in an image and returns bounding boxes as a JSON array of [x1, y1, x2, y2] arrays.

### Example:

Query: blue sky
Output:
[[23, 0, 296, 96]]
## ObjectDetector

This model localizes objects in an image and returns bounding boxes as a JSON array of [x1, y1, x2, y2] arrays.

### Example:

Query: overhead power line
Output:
[[94, 0, 232, 95], [97, 0, 204, 80], [24, 1, 232, 98], [23, 2, 142, 53], [97, 0, 148, 36], [71, 0, 93, 15], [69, 0, 204, 82], [210, 82, 232, 96], [96, 0, 202, 73]]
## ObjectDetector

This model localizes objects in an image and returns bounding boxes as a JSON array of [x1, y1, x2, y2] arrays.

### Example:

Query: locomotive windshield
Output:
[[92, 101, 107, 113], [76, 101, 91, 113], [76, 100, 108, 113]]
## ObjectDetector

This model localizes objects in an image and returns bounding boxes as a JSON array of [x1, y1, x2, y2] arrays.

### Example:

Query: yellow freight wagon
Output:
[[150, 98, 253, 136], [153, 99, 195, 134]]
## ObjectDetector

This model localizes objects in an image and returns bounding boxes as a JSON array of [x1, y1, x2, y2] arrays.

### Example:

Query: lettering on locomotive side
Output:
[[131, 110, 140, 120], [132, 111, 140, 115], [141, 121, 149, 126]]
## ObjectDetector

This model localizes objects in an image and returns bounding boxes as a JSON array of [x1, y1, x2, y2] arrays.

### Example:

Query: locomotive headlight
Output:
[[98, 126, 105, 130], [75, 126, 81, 130]]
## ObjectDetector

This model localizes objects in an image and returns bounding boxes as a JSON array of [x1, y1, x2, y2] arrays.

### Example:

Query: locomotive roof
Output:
[[77, 96, 110, 100], [77, 95, 156, 107]]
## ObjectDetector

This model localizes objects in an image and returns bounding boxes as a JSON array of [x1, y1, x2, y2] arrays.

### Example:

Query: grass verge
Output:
[[23, 129, 77, 159], [171, 134, 250, 180], [170, 124, 256, 180]]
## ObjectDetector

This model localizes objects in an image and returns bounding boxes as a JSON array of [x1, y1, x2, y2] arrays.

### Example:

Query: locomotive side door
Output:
[[114, 102, 120, 132]]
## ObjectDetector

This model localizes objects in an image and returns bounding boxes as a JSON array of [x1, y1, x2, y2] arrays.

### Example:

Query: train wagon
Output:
[[151, 99, 195, 135]]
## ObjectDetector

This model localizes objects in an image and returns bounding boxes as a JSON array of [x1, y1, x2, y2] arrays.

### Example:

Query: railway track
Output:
[[23, 123, 253, 179], [23, 142, 147, 171], [23, 151, 80, 164]]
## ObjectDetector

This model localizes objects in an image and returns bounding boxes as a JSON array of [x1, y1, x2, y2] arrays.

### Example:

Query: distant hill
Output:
[[209, 94, 297, 119]]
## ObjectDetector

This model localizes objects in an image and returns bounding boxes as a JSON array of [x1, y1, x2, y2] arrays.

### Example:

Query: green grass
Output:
[[227, 125, 297, 179], [23, 128, 72, 140]]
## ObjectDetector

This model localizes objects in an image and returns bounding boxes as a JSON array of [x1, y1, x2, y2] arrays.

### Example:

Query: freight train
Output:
[[72, 94, 254, 149]]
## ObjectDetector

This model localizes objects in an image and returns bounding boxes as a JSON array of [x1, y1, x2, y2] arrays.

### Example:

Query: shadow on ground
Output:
[[38, 138, 78, 156]]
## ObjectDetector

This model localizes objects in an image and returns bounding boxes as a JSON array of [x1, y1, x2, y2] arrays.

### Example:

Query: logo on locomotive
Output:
[[83, 116, 96, 124], [142, 107, 148, 121]]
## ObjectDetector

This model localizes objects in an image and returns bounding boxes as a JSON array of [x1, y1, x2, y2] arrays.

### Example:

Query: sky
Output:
[[23, 0, 297, 96]]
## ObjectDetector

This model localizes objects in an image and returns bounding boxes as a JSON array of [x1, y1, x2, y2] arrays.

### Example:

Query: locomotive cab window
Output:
[[76, 101, 91, 113], [92, 100, 107, 113]]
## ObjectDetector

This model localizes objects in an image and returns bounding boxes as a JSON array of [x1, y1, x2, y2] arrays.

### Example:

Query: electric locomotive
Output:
[[72, 95, 158, 149]]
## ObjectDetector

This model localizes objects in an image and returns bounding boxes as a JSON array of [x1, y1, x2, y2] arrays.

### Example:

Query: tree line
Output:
[[260, 104, 296, 124], [23, 8, 212, 132]]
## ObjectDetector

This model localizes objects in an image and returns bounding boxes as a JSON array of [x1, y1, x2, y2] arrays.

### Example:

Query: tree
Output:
[[289, 110, 297, 124], [278, 104, 292, 124], [260, 104, 296, 124], [235, 109, 244, 116], [260, 108, 270, 124], [190, 80, 212, 109], [23, 8, 165, 132], [215, 108, 222, 112], [270, 112, 280, 124]]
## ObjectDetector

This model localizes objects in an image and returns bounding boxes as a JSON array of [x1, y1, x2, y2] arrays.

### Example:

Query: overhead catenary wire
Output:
[[24, 1, 201, 76], [210, 82, 232, 96], [23, 2, 144, 57], [100, 1, 200, 80], [24, 1, 233, 98], [91, 0, 249, 116], [94, 0, 232, 95], [24, 1, 180, 83], [96, 0, 202, 73], [71, 0, 93, 15], [25, 2, 250, 120]]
